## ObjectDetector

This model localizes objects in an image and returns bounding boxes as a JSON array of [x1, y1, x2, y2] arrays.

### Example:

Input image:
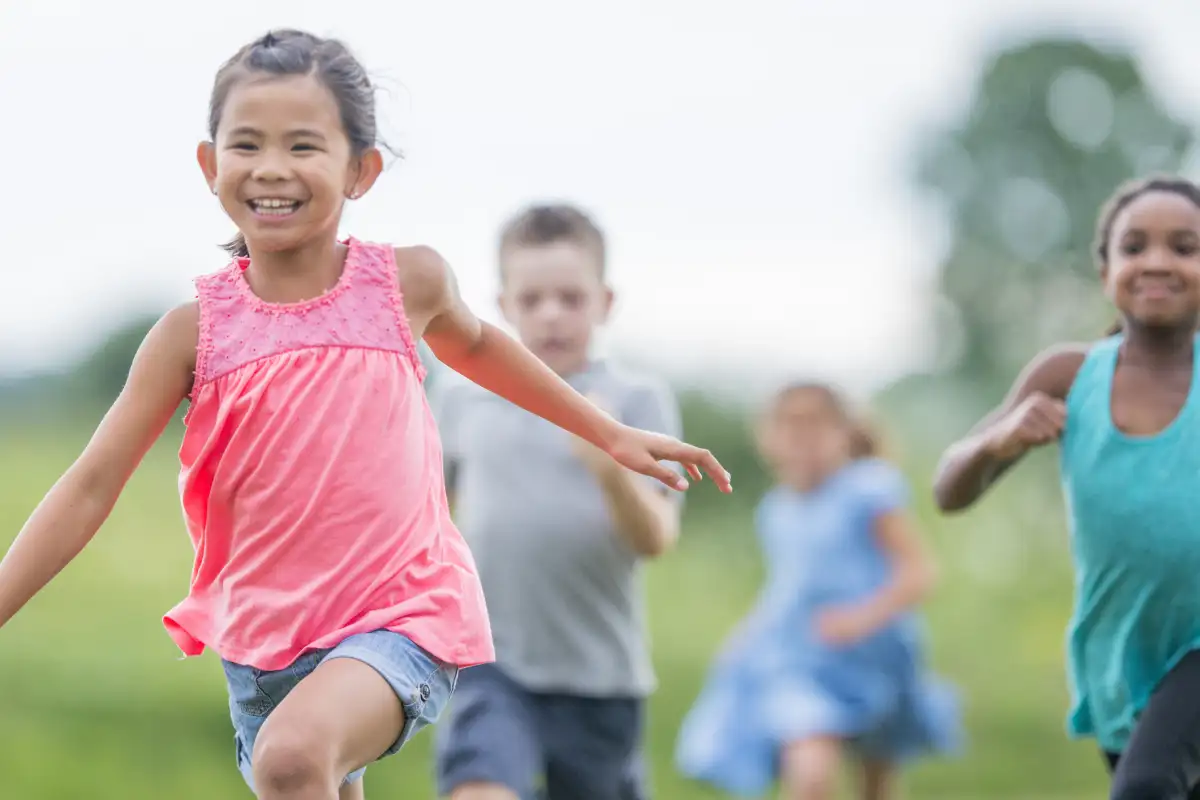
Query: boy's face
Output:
[[498, 241, 612, 375]]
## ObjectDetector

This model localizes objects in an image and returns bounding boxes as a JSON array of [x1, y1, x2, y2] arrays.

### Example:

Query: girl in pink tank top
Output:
[[0, 29, 731, 800]]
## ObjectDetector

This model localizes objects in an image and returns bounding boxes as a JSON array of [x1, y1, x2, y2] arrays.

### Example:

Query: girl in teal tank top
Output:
[[934, 176, 1200, 800]]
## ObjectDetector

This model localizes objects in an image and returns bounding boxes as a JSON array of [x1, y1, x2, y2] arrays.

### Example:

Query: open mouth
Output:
[[247, 198, 303, 218], [1136, 280, 1183, 298]]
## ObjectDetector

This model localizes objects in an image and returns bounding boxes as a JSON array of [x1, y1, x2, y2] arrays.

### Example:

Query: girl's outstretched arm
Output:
[[401, 246, 731, 494], [0, 303, 197, 629], [932, 343, 1085, 513]]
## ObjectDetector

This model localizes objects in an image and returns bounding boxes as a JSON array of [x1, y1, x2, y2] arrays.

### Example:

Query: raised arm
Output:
[[932, 343, 1086, 513], [399, 245, 731, 494], [0, 303, 198, 628]]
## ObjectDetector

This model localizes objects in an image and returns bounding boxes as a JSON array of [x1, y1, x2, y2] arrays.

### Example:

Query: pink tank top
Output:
[[165, 238, 494, 671]]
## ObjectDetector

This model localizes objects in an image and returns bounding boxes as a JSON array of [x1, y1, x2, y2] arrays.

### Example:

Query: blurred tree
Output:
[[913, 36, 1196, 397], [675, 389, 769, 513], [70, 312, 162, 405]]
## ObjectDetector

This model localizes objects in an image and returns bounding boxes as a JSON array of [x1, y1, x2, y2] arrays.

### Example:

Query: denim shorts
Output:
[[222, 629, 459, 792]]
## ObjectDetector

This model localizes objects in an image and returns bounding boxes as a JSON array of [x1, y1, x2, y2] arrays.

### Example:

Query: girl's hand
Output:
[[606, 425, 731, 493], [983, 391, 1066, 460], [815, 604, 879, 646]]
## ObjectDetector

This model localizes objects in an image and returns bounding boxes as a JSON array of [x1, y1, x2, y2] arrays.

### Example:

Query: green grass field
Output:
[[0, 425, 1108, 798]]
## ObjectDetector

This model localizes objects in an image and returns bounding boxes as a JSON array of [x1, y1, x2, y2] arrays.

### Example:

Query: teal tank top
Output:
[[1060, 334, 1200, 751]]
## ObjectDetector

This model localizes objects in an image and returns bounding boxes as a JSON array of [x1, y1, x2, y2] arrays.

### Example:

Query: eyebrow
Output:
[[225, 126, 328, 140]]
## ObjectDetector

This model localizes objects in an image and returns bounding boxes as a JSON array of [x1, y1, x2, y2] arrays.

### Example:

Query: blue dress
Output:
[[675, 459, 962, 796]]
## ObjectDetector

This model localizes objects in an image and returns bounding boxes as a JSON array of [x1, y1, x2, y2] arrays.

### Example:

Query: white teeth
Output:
[[250, 198, 300, 216]]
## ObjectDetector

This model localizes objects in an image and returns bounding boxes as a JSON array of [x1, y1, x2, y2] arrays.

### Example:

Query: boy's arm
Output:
[[428, 376, 464, 510], [407, 246, 731, 493], [0, 303, 197, 629], [577, 383, 683, 558]]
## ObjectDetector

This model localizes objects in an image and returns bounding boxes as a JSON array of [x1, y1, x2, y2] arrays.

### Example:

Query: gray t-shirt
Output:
[[431, 360, 682, 697]]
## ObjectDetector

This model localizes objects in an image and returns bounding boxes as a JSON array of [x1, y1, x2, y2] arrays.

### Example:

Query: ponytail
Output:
[[221, 231, 250, 258], [771, 381, 886, 461], [848, 414, 882, 460], [1105, 318, 1123, 336]]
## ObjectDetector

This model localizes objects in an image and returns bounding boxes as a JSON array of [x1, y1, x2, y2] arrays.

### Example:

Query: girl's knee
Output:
[[780, 738, 842, 800], [252, 728, 339, 797]]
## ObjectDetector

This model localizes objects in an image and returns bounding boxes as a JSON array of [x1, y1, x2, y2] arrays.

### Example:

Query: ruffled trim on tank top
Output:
[[227, 238, 360, 315], [183, 237, 426, 424], [185, 279, 218, 426]]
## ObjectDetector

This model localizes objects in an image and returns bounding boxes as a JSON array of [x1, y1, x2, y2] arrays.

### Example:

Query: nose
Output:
[[251, 147, 294, 182], [534, 297, 568, 323]]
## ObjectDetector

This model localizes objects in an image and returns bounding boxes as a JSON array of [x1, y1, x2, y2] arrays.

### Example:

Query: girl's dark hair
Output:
[[1093, 175, 1200, 336], [774, 382, 882, 459], [208, 29, 381, 258]]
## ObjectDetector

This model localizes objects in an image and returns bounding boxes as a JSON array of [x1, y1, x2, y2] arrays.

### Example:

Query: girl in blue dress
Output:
[[676, 382, 961, 799]]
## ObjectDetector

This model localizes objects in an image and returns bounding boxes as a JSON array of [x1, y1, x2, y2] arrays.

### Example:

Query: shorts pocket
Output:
[[222, 660, 276, 718]]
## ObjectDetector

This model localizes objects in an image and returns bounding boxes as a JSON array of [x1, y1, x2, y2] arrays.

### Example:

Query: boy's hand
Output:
[[572, 394, 621, 476]]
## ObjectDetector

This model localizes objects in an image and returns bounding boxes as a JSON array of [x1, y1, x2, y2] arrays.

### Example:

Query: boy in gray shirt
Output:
[[433, 204, 683, 800]]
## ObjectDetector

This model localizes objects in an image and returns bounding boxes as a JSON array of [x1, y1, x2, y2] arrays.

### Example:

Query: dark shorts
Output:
[[435, 664, 647, 800], [1102, 650, 1200, 800]]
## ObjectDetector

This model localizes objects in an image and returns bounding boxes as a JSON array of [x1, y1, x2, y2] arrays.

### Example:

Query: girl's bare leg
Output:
[[858, 759, 898, 800], [250, 658, 405, 800], [779, 736, 843, 800]]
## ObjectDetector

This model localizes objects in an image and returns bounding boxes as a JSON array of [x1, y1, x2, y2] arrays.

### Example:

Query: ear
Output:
[[347, 147, 384, 199], [1099, 262, 1117, 300], [752, 414, 778, 467], [598, 285, 615, 324], [497, 288, 516, 325], [196, 141, 218, 192]]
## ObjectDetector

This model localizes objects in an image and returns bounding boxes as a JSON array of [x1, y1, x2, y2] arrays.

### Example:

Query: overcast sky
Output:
[[3, 0, 1200, 395]]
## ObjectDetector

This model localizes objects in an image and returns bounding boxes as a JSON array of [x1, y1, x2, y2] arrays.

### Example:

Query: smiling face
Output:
[[1103, 189, 1200, 333], [197, 73, 380, 254]]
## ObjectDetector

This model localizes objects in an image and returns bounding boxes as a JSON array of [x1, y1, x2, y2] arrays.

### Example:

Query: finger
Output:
[[683, 463, 703, 482], [648, 461, 689, 492], [655, 440, 732, 493], [1033, 402, 1067, 428], [1037, 411, 1066, 437], [1025, 421, 1057, 444], [677, 446, 731, 492]]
